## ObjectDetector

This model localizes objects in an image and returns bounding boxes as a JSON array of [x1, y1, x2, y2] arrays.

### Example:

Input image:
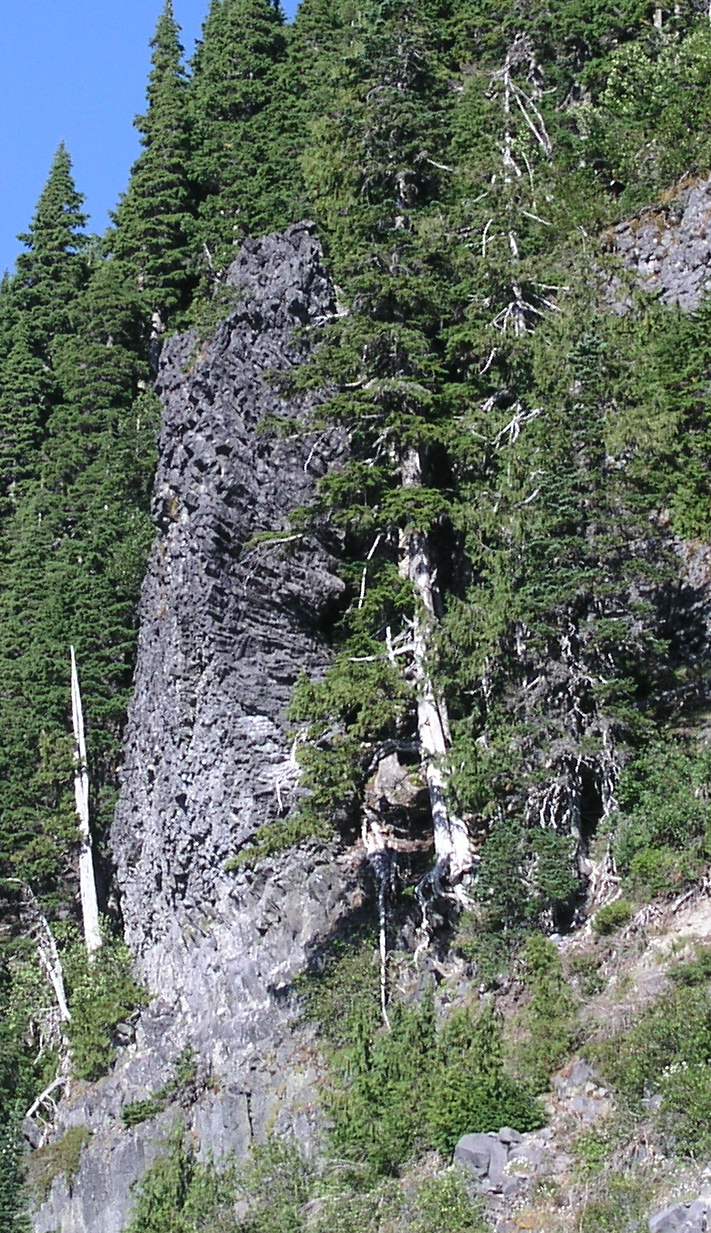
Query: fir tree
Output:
[[189, 0, 288, 274], [272, 0, 347, 218], [292, 0, 476, 891], [0, 147, 89, 510], [12, 143, 89, 357], [0, 320, 51, 513], [111, 1, 195, 331], [0, 258, 157, 901]]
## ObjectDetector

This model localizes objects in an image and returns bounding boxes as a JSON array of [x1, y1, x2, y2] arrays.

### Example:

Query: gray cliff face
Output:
[[32, 223, 367, 1233], [612, 176, 711, 310]]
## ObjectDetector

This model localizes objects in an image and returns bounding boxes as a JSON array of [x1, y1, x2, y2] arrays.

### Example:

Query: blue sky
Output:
[[0, 0, 298, 275]]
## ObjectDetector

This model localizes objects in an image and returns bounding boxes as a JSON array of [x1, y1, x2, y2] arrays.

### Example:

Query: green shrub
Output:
[[225, 812, 332, 870], [233, 1139, 311, 1233], [658, 1060, 711, 1157], [593, 982, 711, 1102], [406, 1172, 489, 1233], [312, 1169, 488, 1233], [452, 917, 518, 988], [473, 820, 533, 928], [126, 1133, 309, 1233], [329, 998, 543, 1173], [125, 1130, 488, 1233], [65, 938, 148, 1081], [0, 1123, 30, 1233], [569, 951, 607, 997], [125, 1127, 197, 1233], [628, 846, 702, 899], [473, 820, 580, 932], [613, 741, 711, 899], [122, 1097, 167, 1129], [425, 1005, 545, 1155], [579, 1171, 654, 1233], [121, 1047, 200, 1127], [592, 899, 632, 935], [529, 830, 579, 909], [670, 945, 711, 987], [590, 980, 711, 1155], [26, 1126, 91, 1205], [329, 999, 437, 1173], [295, 932, 381, 1050], [298, 933, 542, 1173], [513, 935, 579, 1092]]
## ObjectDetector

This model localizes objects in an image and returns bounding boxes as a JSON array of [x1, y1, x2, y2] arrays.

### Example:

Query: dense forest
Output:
[[4, 0, 711, 1229]]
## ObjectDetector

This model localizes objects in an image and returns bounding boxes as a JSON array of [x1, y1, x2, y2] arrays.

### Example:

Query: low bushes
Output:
[[125, 1132, 488, 1233], [613, 740, 711, 900], [592, 900, 632, 936], [64, 937, 148, 1082], [26, 1126, 91, 1205]]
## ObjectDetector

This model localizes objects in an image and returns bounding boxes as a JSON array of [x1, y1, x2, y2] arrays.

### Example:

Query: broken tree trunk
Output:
[[70, 646, 102, 960], [7, 879, 71, 1023], [398, 446, 473, 902], [362, 813, 393, 1029]]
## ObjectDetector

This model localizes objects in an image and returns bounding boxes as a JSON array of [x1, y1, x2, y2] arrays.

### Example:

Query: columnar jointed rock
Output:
[[32, 224, 366, 1233], [114, 220, 349, 959]]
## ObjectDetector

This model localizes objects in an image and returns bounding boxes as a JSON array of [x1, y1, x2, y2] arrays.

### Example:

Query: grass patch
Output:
[[590, 977, 711, 1157], [578, 1171, 655, 1233], [26, 1126, 91, 1205], [669, 944, 711, 987]]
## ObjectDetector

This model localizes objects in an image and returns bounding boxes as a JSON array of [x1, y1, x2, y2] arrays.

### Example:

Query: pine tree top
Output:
[[16, 144, 88, 267], [139, 0, 189, 143], [110, 1, 195, 326], [191, 0, 286, 121], [12, 144, 90, 353]]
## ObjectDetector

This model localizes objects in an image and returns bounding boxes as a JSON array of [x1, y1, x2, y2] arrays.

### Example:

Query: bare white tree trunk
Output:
[[362, 815, 392, 1028], [399, 447, 473, 895], [6, 881, 73, 1138], [7, 879, 71, 1023], [70, 647, 102, 959]]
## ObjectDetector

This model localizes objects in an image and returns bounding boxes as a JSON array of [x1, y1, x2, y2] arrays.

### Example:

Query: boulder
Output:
[[649, 1202, 708, 1233], [454, 1133, 495, 1179]]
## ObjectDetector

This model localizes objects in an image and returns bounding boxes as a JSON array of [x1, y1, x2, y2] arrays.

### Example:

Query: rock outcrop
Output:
[[612, 176, 711, 311], [32, 223, 367, 1233]]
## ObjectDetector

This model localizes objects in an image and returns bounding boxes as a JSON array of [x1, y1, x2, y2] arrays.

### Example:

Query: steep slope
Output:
[[31, 223, 366, 1233]]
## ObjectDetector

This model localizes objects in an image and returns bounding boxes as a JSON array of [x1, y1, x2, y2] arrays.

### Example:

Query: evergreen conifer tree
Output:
[[0, 254, 157, 901], [0, 320, 51, 514], [0, 147, 89, 511], [291, 0, 481, 896], [273, 0, 346, 219], [111, 1, 195, 331], [189, 0, 288, 273], [12, 143, 89, 357]]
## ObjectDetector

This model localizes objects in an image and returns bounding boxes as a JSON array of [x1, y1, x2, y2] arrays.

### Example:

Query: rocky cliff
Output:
[[29, 190, 711, 1233], [32, 223, 367, 1233]]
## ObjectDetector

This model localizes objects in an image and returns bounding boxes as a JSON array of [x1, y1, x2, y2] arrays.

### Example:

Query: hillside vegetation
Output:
[[3, 0, 711, 1229]]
